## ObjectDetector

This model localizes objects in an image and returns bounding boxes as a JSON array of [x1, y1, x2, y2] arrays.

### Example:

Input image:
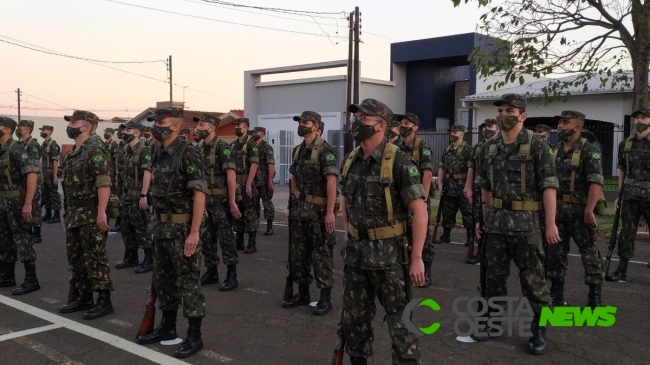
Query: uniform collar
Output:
[[162, 136, 182, 155]]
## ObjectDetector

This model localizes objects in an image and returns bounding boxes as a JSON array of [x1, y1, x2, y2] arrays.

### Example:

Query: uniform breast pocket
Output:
[[364, 181, 387, 216], [342, 178, 358, 199], [506, 160, 522, 184]]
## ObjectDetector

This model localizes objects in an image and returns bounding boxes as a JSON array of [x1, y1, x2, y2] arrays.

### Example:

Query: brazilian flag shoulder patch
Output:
[[268, 149, 273, 155], [223, 148, 232, 156], [91, 154, 104, 164], [548, 147, 553, 157], [422, 148, 431, 156], [592, 152, 601, 159], [407, 165, 420, 177], [325, 153, 336, 162], [143, 154, 152, 162], [187, 164, 197, 174], [252, 147, 259, 152]]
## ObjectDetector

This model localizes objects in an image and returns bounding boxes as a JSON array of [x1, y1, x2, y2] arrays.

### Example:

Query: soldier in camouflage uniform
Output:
[[281, 111, 336, 315], [114, 121, 154, 273], [252, 127, 276, 236], [340, 99, 427, 365], [0, 117, 40, 296], [109, 125, 126, 233], [387, 116, 403, 146], [136, 107, 207, 359], [192, 113, 240, 291], [474, 94, 561, 354], [40, 125, 62, 224], [533, 124, 551, 143], [143, 126, 161, 158], [231, 118, 260, 253], [607, 107, 650, 282], [548, 110, 604, 307], [463, 119, 500, 264], [180, 128, 191, 141], [17, 120, 43, 244], [393, 112, 435, 287], [58, 110, 115, 320], [435, 125, 474, 246]]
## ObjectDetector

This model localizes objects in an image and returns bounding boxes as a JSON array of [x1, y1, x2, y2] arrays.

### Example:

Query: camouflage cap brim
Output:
[[631, 108, 650, 118]]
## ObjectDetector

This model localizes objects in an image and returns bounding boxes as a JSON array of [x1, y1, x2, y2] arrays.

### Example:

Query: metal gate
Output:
[[265, 130, 299, 185]]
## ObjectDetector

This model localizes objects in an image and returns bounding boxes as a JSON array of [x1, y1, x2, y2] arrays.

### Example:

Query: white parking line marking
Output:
[[0, 326, 85, 365], [244, 288, 270, 295], [0, 324, 63, 342], [200, 350, 234, 362], [39, 297, 61, 304], [106, 319, 133, 328], [0, 295, 191, 365]]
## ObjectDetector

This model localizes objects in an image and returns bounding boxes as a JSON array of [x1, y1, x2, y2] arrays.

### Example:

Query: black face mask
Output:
[[386, 129, 398, 140], [234, 127, 244, 137], [297, 125, 312, 137], [179, 136, 187, 141], [194, 129, 210, 142], [122, 133, 135, 143], [104, 134, 111, 140], [482, 129, 496, 140], [252, 134, 262, 141], [117, 132, 125, 140], [40, 132, 47, 138], [67, 126, 82, 139], [399, 126, 414, 138], [152, 125, 172, 142], [352, 122, 379, 142], [143, 133, 151, 138]]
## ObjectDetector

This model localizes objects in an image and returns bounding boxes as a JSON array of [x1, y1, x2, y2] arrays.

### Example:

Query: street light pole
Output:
[[183, 86, 188, 103]]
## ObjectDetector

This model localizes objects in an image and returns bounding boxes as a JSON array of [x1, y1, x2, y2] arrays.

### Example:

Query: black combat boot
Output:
[[60, 291, 94, 313], [434, 228, 451, 244], [587, 283, 602, 308], [528, 312, 547, 354], [236, 232, 245, 251], [219, 265, 238, 291], [174, 318, 204, 358], [264, 219, 273, 236], [12, 262, 40, 295], [135, 249, 154, 274], [551, 281, 568, 306], [109, 216, 122, 232], [606, 258, 629, 282], [471, 312, 503, 341], [244, 231, 257, 254], [350, 357, 368, 365], [115, 250, 139, 269], [137, 310, 178, 344], [313, 288, 332, 315], [282, 285, 310, 308], [466, 242, 481, 265], [464, 228, 474, 247], [47, 210, 61, 224], [83, 290, 114, 320], [42, 208, 52, 221], [419, 261, 432, 288], [0, 263, 16, 287], [31, 226, 43, 244], [200, 268, 220, 286]]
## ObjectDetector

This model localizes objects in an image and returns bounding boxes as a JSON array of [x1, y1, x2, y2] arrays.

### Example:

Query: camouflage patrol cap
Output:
[[480, 118, 497, 127], [254, 126, 266, 133], [388, 117, 400, 128], [143, 126, 152, 132], [534, 124, 551, 133], [493, 93, 527, 109], [64, 110, 100, 125], [293, 111, 321, 123], [631, 107, 650, 118], [124, 120, 145, 132], [0, 116, 17, 129], [104, 128, 115, 133], [393, 112, 420, 126], [147, 107, 184, 122], [39, 125, 54, 131], [192, 112, 219, 125], [118, 124, 126, 130], [348, 99, 393, 123], [19, 120, 34, 129], [232, 117, 250, 126], [449, 125, 466, 133], [180, 128, 191, 135], [554, 110, 586, 122]]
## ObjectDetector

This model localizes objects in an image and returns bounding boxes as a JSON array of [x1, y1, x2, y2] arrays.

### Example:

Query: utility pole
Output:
[[344, 12, 354, 155], [353, 6, 360, 105], [344, 8, 361, 155], [16, 88, 22, 123], [168, 55, 173, 103]]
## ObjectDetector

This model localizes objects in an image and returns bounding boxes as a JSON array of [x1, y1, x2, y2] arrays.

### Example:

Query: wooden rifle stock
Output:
[[331, 311, 346, 365], [605, 180, 625, 277], [137, 286, 157, 337], [67, 281, 78, 305], [283, 182, 294, 301], [431, 194, 445, 241]]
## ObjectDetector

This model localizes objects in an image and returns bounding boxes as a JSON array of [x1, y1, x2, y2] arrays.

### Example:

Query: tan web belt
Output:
[[295, 190, 327, 206], [127, 190, 142, 197], [624, 178, 650, 189], [158, 214, 191, 224], [562, 195, 586, 205], [348, 222, 407, 241], [236, 175, 248, 182], [0, 190, 20, 198], [451, 174, 467, 179], [490, 198, 540, 211], [206, 188, 228, 196]]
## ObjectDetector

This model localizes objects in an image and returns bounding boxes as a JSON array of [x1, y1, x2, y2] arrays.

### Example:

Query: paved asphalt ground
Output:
[[1, 185, 650, 365]]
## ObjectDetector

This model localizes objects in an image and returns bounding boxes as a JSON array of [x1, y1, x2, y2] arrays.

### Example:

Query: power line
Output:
[[193, 0, 346, 17], [26, 94, 72, 110]]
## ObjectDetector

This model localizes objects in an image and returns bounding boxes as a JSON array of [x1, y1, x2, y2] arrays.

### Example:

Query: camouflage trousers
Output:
[[422, 201, 435, 262], [42, 171, 61, 210], [483, 233, 550, 313], [153, 222, 205, 318], [120, 202, 153, 251], [0, 204, 35, 264], [202, 202, 238, 269], [440, 194, 472, 231], [234, 184, 259, 233], [66, 223, 114, 292], [289, 219, 334, 289], [32, 187, 42, 227], [617, 199, 650, 259], [257, 182, 275, 220], [342, 265, 420, 364], [548, 217, 604, 285]]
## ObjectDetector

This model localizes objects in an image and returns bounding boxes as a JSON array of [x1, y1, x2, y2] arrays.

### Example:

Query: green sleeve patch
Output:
[[422, 149, 431, 156], [268, 149, 273, 155], [407, 165, 420, 177], [223, 148, 232, 156], [187, 164, 197, 174], [592, 152, 601, 159], [91, 154, 105, 164], [325, 153, 336, 162], [252, 147, 259, 152], [143, 154, 152, 162], [548, 147, 553, 157]]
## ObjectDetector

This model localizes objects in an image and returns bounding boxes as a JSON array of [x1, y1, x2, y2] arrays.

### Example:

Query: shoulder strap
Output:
[[412, 138, 422, 164], [208, 139, 222, 185], [340, 146, 361, 185], [488, 142, 498, 188], [381, 143, 399, 222], [310, 137, 325, 165], [242, 137, 249, 171], [164, 140, 190, 220], [292, 144, 301, 162], [4, 140, 17, 189], [79, 142, 92, 194], [625, 137, 634, 172], [518, 129, 534, 193], [134, 144, 144, 188], [457, 141, 466, 155]]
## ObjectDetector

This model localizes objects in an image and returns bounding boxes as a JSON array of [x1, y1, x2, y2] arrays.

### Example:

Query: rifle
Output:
[[136, 283, 157, 337], [431, 194, 445, 242], [331, 315, 345, 365], [283, 181, 294, 302], [466, 193, 476, 261], [605, 182, 625, 277], [67, 281, 78, 305]]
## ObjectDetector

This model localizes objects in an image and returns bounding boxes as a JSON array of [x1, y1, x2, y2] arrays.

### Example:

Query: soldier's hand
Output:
[[463, 187, 472, 203], [22, 203, 32, 222], [325, 211, 335, 233], [53, 177, 58, 185], [614, 198, 620, 210], [184, 231, 199, 256], [409, 257, 425, 287], [96, 211, 109, 231], [584, 211, 598, 230], [268, 181, 274, 191], [437, 184, 443, 195], [475, 223, 482, 240], [139, 197, 148, 211], [230, 203, 242, 219], [545, 223, 561, 245], [245, 183, 253, 198]]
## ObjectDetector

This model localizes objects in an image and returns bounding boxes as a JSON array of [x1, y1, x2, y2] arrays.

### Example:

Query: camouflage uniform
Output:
[[341, 100, 424, 364], [19, 127, 43, 231], [231, 123, 260, 234], [143, 126, 161, 159], [254, 130, 275, 221], [534, 124, 552, 148], [548, 111, 604, 306], [103, 129, 120, 194], [40, 127, 61, 212], [437, 126, 474, 243], [148, 108, 207, 319]]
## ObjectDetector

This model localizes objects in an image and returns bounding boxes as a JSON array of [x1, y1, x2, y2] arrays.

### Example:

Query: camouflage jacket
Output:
[[62, 137, 112, 229], [477, 129, 559, 236], [439, 141, 473, 197], [617, 136, 650, 201], [553, 138, 603, 219], [199, 137, 235, 206], [146, 139, 161, 164], [22, 137, 43, 185], [340, 141, 426, 270], [390, 137, 404, 150], [106, 140, 119, 163], [256, 140, 275, 182], [231, 135, 260, 184], [41, 138, 60, 172], [290, 137, 338, 221], [120, 142, 153, 203], [401, 137, 433, 173], [0, 139, 38, 210], [151, 137, 207, 220]]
